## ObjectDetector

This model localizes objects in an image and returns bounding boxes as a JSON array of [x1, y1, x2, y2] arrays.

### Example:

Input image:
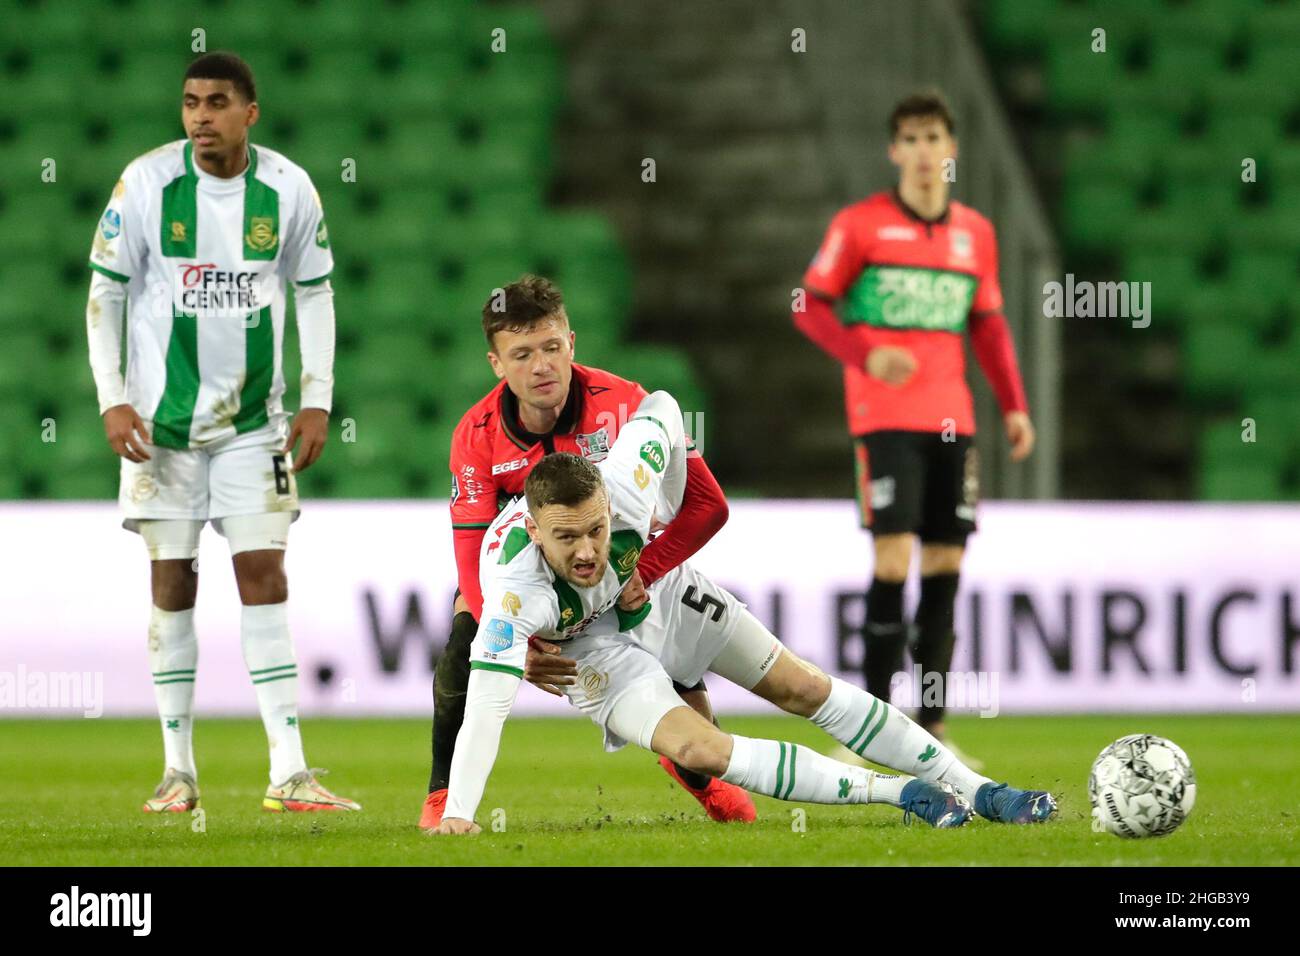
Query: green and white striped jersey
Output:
[[89, 140, 333, 448], [469, 403, 683, 678]]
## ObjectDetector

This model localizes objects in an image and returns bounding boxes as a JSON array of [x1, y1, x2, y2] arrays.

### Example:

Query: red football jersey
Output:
[[802, 189, 1004, 436], [449, 363, 649, 531]]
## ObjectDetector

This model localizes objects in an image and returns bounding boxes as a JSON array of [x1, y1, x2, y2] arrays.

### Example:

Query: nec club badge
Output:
[[950, 228, 973, 261], [576, 428, 610, 461]]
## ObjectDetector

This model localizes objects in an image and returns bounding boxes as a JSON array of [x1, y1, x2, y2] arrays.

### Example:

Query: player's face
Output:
[[488, 316, 576, 412], [182, 79, 258, 164], [888, 117, 956, 189], [528, 492, 611, 588]]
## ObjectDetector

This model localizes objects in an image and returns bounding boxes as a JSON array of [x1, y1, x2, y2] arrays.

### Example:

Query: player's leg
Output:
[[657, 679, 756, 822], [915, 543, 963, 739], [858, 433, 922, 703], [210, 425, 358, 811], [707, 608, 1056, 824], [422, 594, 476, 828], [915, 433, 980, 760], [636, 565, 755, 820], [121, 439, 207, 813], [626, 687, 968, 827], [140, 520, 204, 812]]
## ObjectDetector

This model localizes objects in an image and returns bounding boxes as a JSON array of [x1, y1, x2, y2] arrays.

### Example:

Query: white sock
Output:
[[721, 734, 909, 805], [241, 602, 307, 784], [149, 606, 198, 778], [810, 676, 991, 802]]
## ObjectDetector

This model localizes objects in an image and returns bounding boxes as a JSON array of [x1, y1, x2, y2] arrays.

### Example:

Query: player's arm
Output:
[[635, 455, 728, 587], [283, 177, 336, 471], [967, 222, 1033, 461], [601, 390, 687, 524], [449, 426, 499, 621], [87, 166, 151, 461], [793, 210, 915, 385], [440, 586, 552, 832]]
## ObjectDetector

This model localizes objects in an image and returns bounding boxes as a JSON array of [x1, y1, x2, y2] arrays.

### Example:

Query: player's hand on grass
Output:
[[102, 404, 152, 462], [432, 817, 481, 836], [866, 346, 918, 387], [284, 407, 329, 472], [525, 638, 578, 697], [1004, 411, 1035, 462], [617, 569, 648, 612]]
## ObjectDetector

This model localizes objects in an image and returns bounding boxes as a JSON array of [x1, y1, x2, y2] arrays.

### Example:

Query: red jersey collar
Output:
[[498, 366, 587, 451], [890, 186, 950, 226]]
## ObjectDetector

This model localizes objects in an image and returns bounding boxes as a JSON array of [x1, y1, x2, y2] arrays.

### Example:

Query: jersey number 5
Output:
[[681, 586, 725, 622]]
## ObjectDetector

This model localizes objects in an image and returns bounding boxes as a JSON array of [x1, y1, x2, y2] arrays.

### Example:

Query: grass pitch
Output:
[[0, 714, 1293, 866]]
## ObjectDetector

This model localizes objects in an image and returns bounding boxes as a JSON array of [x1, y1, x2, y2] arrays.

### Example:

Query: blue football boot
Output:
[[974, 781, 1057, 824], [899, 779, 974, 828]]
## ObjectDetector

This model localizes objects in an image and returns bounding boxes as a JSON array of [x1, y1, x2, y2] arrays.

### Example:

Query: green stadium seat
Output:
[[983, 0, 1091, 55], [1122, 249, 1198, 319], [5, 2, 86, 50], [1199, 463, 1284, 502], [45, 468, 118, 501], [1183, 325, 1257, 401], [1059, 181, 1138, 254]]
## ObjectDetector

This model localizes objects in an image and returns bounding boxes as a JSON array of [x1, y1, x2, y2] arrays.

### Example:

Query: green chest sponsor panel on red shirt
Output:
[[842, 265, 978, 333]]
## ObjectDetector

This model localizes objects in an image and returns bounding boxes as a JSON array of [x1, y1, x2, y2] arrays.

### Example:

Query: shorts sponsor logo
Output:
[[577, 665, 610, 701], [639, 440, 666, 473], [484, 618, 514, 653], [958, 447, 979, 520], [575, 428, 610, 461], [129, 473, 159, 503], [870, 476, 895, 510], [758, 642, 780, 673], [99, 209, 121, 240], [491, 457, 529, 476]]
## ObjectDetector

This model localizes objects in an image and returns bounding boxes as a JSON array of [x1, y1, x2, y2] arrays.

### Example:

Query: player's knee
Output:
[[768, 658, 832, 718], [232, 550, 288, 605], [919, 544, 964, 576], [670, 732, 730, 777], [151, 559, 198, 611], [446, 611, 478, 656], [873, 535, 913, 581]]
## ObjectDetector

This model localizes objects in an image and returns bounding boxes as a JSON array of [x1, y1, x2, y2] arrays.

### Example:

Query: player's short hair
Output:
[[184, 52, 257, 103], [889, 90, 955, 138], [525, 453, 605, 514], [482, 274, 568, 349]]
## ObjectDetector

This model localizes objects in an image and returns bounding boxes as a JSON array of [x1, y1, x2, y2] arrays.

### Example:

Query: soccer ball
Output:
[[1088, 734, 1196, 838]]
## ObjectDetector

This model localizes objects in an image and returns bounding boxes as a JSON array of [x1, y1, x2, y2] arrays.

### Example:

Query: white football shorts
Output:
[[119, 420, 300, 531], [562, 563, 784, 751]]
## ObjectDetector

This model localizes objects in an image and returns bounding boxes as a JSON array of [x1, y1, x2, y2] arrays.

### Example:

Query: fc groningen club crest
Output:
[[246, 216, 278, 253]]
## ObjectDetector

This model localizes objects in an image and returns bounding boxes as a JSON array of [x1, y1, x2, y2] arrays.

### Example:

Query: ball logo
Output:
[[483, 618, 514, 653], [99, 209, 121, 240]]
